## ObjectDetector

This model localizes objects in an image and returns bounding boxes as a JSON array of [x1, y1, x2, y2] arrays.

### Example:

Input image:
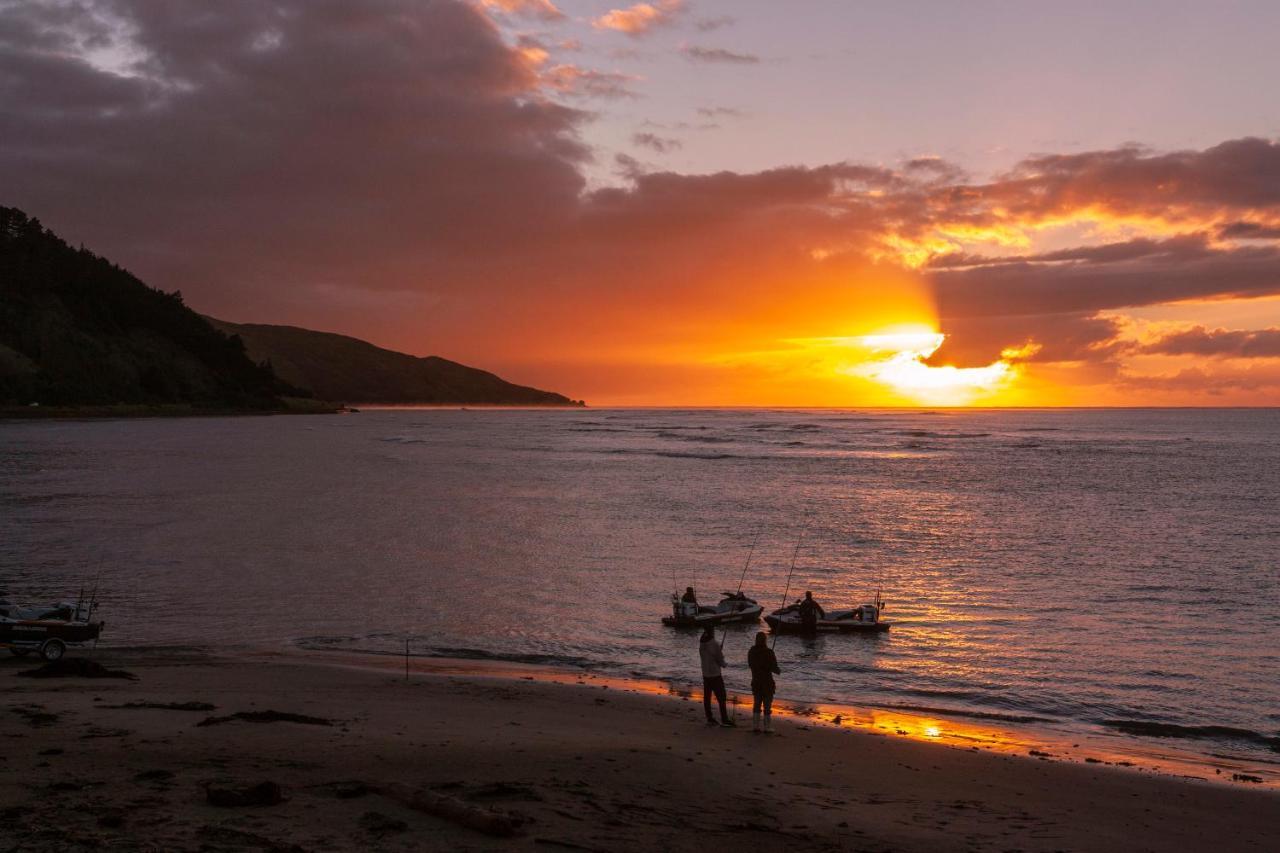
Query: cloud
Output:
[[1142, 326, 1280, 358], [592, 1, 684, 37], [3, 0, 1280, 403], [632, 132, 681, 153], [542, 64, 639, 99], [694, 16, 735, 32], [1219, 221, 1280, 240], [476, 0, 563, 20], [680, 45, 760, 64], [696, 106, 744, 119]]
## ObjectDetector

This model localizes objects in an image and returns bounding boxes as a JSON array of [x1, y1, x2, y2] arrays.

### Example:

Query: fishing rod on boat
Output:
[[772, 516, 809, 649], [719, 527, 764, 650], [735, 527, 762, 597]]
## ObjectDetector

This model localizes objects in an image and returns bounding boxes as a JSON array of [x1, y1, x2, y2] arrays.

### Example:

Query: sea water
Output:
[[2, 408, 1277, 769]]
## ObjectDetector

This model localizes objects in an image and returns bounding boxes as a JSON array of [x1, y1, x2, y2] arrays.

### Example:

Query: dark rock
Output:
[[17, 658, 138, 680], [205, 780, 286, 807], [115, 701, 216, 712], [359, 810, 409, 837]]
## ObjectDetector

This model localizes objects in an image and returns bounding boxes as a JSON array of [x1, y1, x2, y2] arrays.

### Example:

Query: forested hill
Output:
[[0, 207, 293, 408], [206, 319, 584, 407]]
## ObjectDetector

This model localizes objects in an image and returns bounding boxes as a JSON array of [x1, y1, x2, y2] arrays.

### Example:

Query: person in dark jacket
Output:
[[681, 586, 698, 605], [798, 590, 825, 634], [747, 632, 780, 733], [699, 626, 734, 726]]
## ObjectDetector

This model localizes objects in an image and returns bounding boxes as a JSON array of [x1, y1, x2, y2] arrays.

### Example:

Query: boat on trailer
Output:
[[662, 591, 763, 627], [0, 595, 104, 661], [765, 598, 890, 634]]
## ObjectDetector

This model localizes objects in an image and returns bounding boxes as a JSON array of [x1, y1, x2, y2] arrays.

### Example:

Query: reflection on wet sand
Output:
[[273, 646, 1279, 790]]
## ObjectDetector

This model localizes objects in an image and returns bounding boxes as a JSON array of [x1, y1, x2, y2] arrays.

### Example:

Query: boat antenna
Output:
[[772, 516, 809, 649]]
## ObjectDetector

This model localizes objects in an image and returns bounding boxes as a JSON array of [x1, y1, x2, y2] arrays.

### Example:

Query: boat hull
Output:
[[764, 614, 890, 634]]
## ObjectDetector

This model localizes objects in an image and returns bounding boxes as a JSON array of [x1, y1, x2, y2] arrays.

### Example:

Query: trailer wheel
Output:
[[40, 639, 66, 662], [9, 648, 31, 657]]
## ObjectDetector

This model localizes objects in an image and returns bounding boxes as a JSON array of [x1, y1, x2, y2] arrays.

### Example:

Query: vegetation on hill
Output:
[[0, 207, 294, 408], [207, 319, 583, 406]]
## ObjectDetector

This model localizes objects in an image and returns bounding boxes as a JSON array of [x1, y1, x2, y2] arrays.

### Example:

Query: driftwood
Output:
[[373, 783, 522, 837], [196, 710, 332, 728]]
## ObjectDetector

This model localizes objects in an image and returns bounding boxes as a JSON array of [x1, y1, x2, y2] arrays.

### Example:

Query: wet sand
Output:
[[2, 648, 1275, 852]]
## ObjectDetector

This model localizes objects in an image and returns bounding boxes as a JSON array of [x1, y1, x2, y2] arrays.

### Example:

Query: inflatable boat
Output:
[[765, 600, 890, 634], [662, 591, 763, 627]]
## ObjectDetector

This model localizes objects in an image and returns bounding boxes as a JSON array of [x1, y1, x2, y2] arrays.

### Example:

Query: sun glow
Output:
[[845, 324, 1019, 404]]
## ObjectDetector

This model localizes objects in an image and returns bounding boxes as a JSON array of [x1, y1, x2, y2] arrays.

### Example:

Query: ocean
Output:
[[2, 408, 1278, 775]]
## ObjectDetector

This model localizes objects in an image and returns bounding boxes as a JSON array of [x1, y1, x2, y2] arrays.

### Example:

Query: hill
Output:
[[0, 207, 294, 409], [206, 319, 583, 406]]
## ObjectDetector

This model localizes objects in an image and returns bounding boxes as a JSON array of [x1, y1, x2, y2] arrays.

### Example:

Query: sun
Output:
[[844, 324, 1019, 404]]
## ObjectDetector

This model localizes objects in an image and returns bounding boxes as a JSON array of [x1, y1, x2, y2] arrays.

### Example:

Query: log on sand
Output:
[[372, 783, 523, 837]]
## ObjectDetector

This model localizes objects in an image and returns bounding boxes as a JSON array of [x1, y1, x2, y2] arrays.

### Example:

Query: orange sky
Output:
[[2, 1, 1279, 406]]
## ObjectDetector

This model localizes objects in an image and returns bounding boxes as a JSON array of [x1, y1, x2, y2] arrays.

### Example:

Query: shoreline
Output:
[[3, 646, 1276, 852], [275, 645, 1280, 791]]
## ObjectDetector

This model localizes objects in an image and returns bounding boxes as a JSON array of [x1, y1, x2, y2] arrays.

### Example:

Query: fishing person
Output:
[[798, 590, 825, 634], [682, 586, 698, 606], [747, 631, 780, 733], [699, 625, 734, 727]]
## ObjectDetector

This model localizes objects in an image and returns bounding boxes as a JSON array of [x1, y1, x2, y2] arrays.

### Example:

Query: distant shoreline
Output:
[[0, 401, 591, 420]]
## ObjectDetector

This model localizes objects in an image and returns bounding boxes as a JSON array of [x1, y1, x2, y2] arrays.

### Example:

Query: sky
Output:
[[2, 0, 1280, 405]]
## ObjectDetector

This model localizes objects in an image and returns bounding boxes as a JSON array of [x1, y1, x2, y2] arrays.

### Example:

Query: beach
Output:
[[3, 648, 1275, 852]]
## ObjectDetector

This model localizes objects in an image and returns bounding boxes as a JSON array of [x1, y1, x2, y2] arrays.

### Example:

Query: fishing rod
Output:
[[772, 517, 809, 649], [735, 527, 762, 596], [719, 527, 763, 651]]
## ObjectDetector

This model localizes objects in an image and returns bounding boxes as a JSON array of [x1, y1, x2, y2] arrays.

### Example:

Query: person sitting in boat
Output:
[[747, 632, 781, 733], [798, 591, 825, 634], [681, 587, 698, 605], [699, 626, 734, 727]]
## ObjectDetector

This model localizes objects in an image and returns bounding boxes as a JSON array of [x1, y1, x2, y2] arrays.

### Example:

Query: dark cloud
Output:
[[1219, 221, 1280, 240], [631, 132, 681, 153], [680, 45, 760, 64], [929, 244, 1280, 320], [925, 313, 1128, 368], [694, 16, 735, 32], [0, 0, 589, 314], [1143, 326, 1280, 358]]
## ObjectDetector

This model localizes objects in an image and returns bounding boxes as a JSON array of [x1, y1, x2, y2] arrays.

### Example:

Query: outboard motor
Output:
[[671, 595, 698, 619]]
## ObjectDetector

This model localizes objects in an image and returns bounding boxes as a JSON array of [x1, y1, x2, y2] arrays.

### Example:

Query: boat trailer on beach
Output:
[[0, 595, 104, 661]]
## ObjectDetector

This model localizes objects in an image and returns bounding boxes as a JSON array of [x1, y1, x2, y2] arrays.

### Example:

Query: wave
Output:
[[296, 637, 601, 670], [655, 431, 736, 444], [881, 703, 1050, 725], [1100, 719, 1280, 751], [894, 430, 991, 439], [590, 448, 742, 460]]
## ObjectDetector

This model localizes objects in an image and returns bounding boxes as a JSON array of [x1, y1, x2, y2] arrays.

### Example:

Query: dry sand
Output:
[[1, 647, 1276, 852]]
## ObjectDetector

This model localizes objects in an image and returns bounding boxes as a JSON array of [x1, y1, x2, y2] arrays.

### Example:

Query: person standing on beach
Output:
[[747, 632, 781, 733], [699, 626, 734, 727]]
